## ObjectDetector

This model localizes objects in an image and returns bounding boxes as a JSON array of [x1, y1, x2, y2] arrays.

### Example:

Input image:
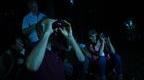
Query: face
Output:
[[51, 32, 69, 50], [30, 2, 38, 14], [88, 32, 97, 43]]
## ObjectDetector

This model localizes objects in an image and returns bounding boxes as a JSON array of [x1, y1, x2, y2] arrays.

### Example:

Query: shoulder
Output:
[[39, 12, 47, 17], [23, 12, 32, 20]]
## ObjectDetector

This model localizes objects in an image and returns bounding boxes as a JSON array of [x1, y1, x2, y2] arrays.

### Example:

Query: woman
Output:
[[81, 29, 123, 80]]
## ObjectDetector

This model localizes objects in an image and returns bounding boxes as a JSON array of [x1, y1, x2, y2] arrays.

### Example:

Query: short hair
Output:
[[88, 29, 97, 36], [27, 0, 37, 8]]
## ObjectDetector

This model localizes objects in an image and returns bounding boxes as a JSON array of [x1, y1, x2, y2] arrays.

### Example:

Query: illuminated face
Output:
[[88, 32, 97, 43]]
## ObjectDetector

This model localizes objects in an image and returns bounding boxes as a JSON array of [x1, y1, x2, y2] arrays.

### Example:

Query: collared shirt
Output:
[[22, 12, 46, 43]]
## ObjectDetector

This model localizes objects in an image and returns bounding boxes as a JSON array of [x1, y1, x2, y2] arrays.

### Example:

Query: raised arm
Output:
[[99, 34, 105, 56], [106, 36, 116, 54], [26, 19, 55, 71], [60, 21, 85, 62], [22, 23, 36, 35], [80, 44, 92, 58]]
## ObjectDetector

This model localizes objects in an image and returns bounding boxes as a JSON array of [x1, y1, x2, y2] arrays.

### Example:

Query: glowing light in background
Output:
[[70, 0, 74, 5]]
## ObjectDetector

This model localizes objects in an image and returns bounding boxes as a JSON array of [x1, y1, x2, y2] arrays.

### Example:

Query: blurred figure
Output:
[[25, 19, 85, 80], [0, 49, 15, 80], [81, 29, 123, 80], [122, 17, 136, 41], [0, 36, 26, 80], [104, 34, 123, 80], [22, 0, 47, 48]]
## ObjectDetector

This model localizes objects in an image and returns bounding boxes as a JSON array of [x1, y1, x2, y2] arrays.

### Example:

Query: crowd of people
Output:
[[0, 0, 133, 80]]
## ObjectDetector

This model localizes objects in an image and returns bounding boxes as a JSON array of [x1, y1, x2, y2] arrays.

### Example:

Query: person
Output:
[[121, 18, 136, 41], [0, 37, 26, 80], [22, 0, 47, 48], [81, 29, 123, 80], [104, 34, 123, 80], [25, 19, 85, 80]]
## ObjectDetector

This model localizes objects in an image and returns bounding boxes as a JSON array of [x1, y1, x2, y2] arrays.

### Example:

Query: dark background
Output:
[[0, 0, 144, 79]]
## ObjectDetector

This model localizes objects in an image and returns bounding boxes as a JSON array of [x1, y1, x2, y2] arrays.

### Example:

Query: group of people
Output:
[[0, 0, 123, 80], [20, 1, 123, 80], [79, 30, 123, 80]]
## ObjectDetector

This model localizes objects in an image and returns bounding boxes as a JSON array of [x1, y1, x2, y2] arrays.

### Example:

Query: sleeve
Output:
[[79, 43, 86, 49], [22, 16, 29, 30]]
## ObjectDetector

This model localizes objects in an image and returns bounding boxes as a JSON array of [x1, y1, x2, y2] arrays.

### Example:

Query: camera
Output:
[[52, 20, 69, 30]]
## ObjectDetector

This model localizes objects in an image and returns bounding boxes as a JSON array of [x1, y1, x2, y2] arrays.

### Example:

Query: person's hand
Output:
[[105, 36, 111, 44], [107, 36, 110, 42], [59, 20, 73, 38], [99, 33, 105, 43], [42, 18, 56, 34]]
